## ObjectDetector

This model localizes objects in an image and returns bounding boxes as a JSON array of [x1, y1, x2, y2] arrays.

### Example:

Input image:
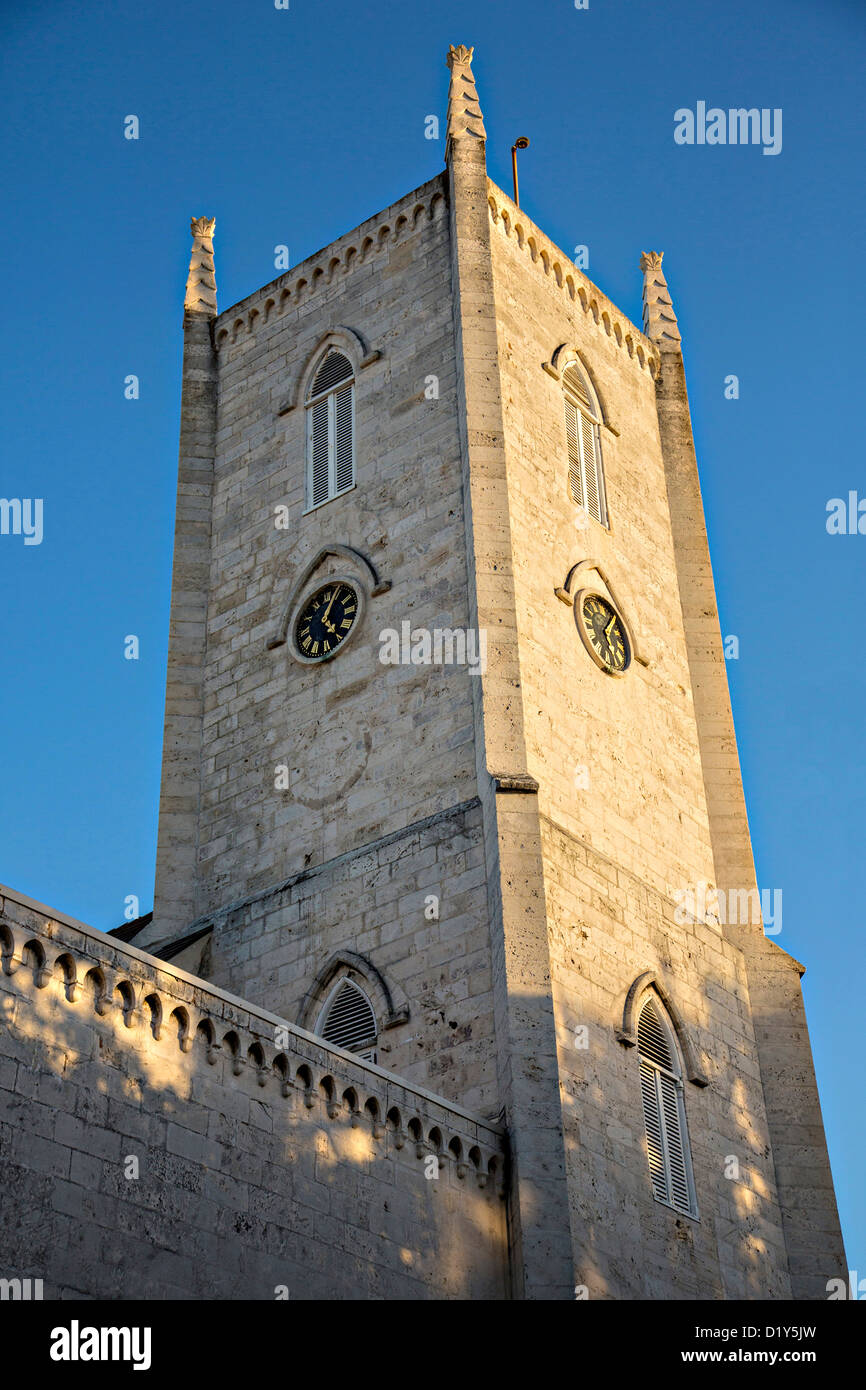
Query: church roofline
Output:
[[213, 172, 447, 332], [0, 879, 507, 1136], [485, 179, 659, 370], [211, 167, 660, 379]]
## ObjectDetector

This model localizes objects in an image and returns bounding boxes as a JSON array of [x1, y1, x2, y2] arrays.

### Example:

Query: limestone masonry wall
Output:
[[149, 174, 502, 1110], [0, 887, 508, 1300], [487, 181, 715, 900], [200, 174, 474, 909], [485, 183, 802, 1297]]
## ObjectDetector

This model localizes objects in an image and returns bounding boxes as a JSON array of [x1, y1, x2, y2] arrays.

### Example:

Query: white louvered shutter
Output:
[[579, 411, 601, 522], [311, 350, 352, 396], [565, 398, 584, 508], [309, 397, 330, 507], [640, 1060, 668, 1202], [334, 384, 354, 493], [320, 981, 377, 1062], [562, 363, 607, 526], [306, 351, 355, 508], [637, 999, 696, 1216], [659, 1073, 691, 1213]]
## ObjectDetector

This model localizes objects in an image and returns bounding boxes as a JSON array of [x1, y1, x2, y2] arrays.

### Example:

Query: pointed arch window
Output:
[[316, 979, 378, 1063], [637, 995, 697, 1217], [305, 349, 355, 510], [562, 361, 607, 527]]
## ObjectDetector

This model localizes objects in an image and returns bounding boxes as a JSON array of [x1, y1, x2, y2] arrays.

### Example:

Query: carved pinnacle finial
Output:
[[184, 216, 217, 317], [445, 43, 486, 161], [640, 250, 681, 350]]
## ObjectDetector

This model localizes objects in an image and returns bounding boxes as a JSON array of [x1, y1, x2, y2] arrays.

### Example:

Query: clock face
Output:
[[580, 593, 630, 674], [295, 582, 358, 661]]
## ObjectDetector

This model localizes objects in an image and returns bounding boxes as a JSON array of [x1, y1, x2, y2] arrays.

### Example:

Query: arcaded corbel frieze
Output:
[[0, 883, 506, 1192], [486, 186, 660, 379], [212, 180, 447, 352]]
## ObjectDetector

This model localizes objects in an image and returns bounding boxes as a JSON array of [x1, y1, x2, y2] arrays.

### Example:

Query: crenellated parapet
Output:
[[0, 884, 506, 1193], [213, 177, 448, 354], [486, 183, 660, 378]]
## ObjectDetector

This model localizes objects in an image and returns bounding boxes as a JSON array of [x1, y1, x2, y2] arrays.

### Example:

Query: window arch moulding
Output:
[[298, 950, 410, 1035], [542, 344, 620, 436], [276, 326, 381, 418], [616, 971, 709, 1087]]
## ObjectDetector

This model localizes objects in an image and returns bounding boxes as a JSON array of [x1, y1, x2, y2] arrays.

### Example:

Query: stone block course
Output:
[[0, 887, 507, 1299]]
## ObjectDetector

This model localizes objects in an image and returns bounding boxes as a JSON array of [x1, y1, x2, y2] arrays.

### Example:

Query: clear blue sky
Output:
[[1, 0, 863, 1276]]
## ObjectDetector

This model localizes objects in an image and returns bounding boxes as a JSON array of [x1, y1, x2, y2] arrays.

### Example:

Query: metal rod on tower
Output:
[[511, 137, 530, 207]]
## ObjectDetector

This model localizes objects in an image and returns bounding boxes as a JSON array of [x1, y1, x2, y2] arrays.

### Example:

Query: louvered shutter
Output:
[[309, 397, 330, 507], [637, 999, 673, 1069], [311, 350, 352, 396], [334, 384, 354, 493], [659, 1073, 691, 1213], [640, 1060, 668, 1202], [637, 999, 695, 1216], [563, 363, 592, 412], [562, 363, 607, 527], [306, 351, 355, 508], [320, 981, 377, 1062], [579, 411, 601, 522], [565, 398, 584, 507]]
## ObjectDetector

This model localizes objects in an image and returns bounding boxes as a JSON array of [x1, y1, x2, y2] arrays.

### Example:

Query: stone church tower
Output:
[[0, 44, 845, 1302]]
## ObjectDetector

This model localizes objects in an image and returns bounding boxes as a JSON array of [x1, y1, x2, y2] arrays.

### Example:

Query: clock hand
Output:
[[322, 589, 339, 623]]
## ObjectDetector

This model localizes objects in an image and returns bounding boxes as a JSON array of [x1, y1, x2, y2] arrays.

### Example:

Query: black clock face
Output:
[[295, 582, 358, 660], [581, 594, 630, 673]]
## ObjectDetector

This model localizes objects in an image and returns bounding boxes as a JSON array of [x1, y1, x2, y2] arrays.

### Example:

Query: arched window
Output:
[[637, 995, 697, 1217], [316, 979, 377, 1063], [562, 360, 607, 527], [305, 349, 355, 510]]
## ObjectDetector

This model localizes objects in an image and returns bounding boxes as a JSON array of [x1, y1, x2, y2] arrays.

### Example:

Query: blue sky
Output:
[[1, 0, 863, 1273]]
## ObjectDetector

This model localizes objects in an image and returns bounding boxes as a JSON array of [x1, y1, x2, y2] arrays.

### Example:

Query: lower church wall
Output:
[[540, 818, 796, 1300], [0, 888, 508, 1300]]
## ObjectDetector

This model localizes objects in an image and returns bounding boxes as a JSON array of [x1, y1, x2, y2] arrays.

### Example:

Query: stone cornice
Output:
[[486, 182, 660, 379], [0, 883, 505, 1188], [213, 175, 448, 354]]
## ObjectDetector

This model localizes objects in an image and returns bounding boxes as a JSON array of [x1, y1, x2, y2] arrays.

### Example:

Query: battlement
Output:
[[486, 180, 659, 378], [0, 885, 508, 1299], [212, 174, 447, 354]]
